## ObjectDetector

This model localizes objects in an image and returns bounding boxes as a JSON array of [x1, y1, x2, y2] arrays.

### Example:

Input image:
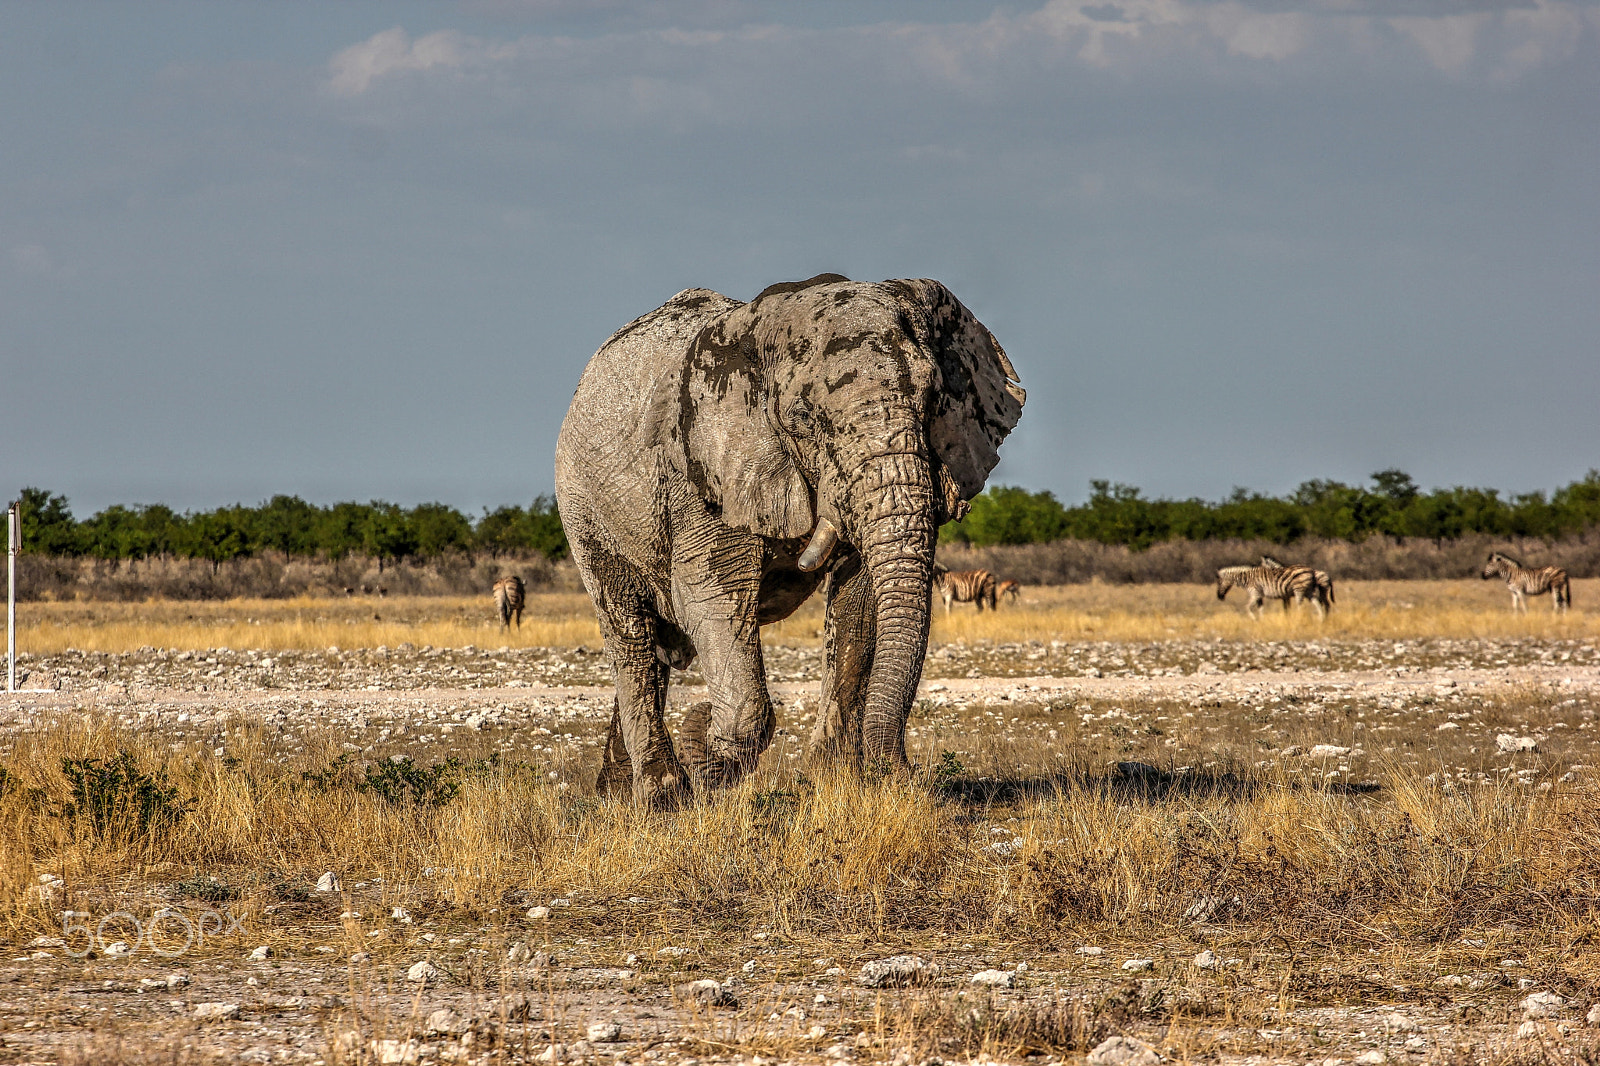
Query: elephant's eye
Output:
[[786, 402, 814, 433]]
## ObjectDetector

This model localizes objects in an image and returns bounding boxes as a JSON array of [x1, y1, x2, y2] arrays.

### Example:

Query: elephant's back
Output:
[[557, 288, 742, 495]]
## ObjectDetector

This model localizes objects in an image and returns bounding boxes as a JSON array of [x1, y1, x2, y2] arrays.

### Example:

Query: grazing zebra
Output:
[[1216, 563, 1322, 619], [1481, 551, 1570, 612], [493, 575, 526, 628], [996, 579, 1021, 604], [933, 565, 997, 613], [1260, 555, 1335, 614]]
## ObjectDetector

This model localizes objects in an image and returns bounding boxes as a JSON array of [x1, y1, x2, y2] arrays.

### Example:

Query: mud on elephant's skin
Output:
[[555, 274, 1024, 808]]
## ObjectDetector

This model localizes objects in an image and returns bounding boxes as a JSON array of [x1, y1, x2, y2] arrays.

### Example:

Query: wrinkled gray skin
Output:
[[554, 275, 1024, 808]]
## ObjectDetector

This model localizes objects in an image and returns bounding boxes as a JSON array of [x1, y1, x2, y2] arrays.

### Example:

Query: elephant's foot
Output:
[[802, 733, 860, 773], [679, 701, 763, 790], [595, 753, 632, 799], [633, 763, 694, 811]]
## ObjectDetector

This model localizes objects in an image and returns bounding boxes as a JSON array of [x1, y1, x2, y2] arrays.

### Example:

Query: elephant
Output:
[[554, 274, 1024, 808]]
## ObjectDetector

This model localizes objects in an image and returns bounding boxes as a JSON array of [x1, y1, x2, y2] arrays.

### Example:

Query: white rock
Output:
[[1015, 960, 1029, 972], [807, 1025, 828, 1040], [1586, 1003, 1600, 1027], [535, 1044, 566, 1064], [1194, 950, 1220, 970], [587, 1021, 622, 1043], [742, 959, 758, 974], [1086, 1035, 1161, 1065], [166, 974, 190, 989], [824, 966, 845, 977], [28, 936, 66, 949], [1308, 744, 1352, 758], [1514, 1020, 1542, 1041], [1121, 958, 1155, 972], [527, 906, 551, 920], [426, 1008, 467, 1034], [248, 945, 272, 961], [970, 969, 1015, 988], [1382, 1012, 1418, 1032], [391, 906, 412, 923], [194, 1001, 241, 1021], [508, 941, 532, 965], [857, 955, 938, 988], [373, 1039, 421, 1064], [1497, 734, 1539, 754], [316, 871, 340, 892], [1354, 1052, 1387, 1065], [659, 945, 689, 957], [406, 960, 438, 983], [349, 952, 370, 964], [679, 978, 739, 1007], [1522, 991, 1565, 1018], [103, 941, 131, 957], [1075, 946, 1104, 956]]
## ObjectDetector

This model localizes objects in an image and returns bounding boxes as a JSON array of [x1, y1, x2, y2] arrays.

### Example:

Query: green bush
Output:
[[58, 752, 194, 842]]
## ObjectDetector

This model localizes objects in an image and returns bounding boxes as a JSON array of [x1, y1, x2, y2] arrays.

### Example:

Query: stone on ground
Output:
[[858, 955, 938, 988], [969, 969, 1015, 988], [194, 1002, 240, 1021], [1087, 1035, 1161, 1065]]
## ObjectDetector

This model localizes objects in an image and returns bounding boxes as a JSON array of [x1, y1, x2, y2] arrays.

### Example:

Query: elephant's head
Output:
[[671, 274, 1025, 765]]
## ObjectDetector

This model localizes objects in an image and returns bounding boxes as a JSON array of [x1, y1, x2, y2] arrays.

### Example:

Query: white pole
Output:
[[7, 501, 17, 694]]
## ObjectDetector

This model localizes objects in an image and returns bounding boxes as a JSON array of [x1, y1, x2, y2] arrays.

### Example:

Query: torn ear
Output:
[[679, 319, 815, 539], [895, 279, 1025, 502]]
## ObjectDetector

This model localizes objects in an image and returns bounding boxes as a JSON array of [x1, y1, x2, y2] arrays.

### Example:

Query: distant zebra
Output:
[[995, 579, 1021, 605], [1260, 555, 1335, 614], [933, 565, 997, 613], [1216, 563, 1321, 619], [1481, 551, 1570, 612], [493, 575, 526, 628]]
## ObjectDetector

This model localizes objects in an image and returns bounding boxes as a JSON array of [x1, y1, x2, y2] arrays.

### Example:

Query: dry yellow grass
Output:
[[6, 712, 1599, 974], [6, 579, 1596, 654]]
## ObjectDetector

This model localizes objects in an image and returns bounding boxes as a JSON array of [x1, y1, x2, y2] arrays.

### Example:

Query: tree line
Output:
[[941, 469, 1600, 549], [15, 468, 1600, 567], [14, 489, 567, 572]]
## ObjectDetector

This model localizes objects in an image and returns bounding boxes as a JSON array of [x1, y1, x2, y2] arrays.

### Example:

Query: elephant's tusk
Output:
[[797, 518, 840, 572]]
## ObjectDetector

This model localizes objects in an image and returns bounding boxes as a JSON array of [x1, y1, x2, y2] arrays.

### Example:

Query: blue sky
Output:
[[3, 0, 1596, 516]]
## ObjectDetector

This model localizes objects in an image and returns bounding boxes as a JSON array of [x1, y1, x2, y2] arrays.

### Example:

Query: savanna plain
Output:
[[3, 580, 1600, 1066]]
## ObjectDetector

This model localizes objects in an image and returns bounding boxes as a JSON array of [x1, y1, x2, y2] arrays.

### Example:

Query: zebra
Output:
[[933, 565, 997, 613], [1260, 555, 1335, 614], [1481, 551, 1570, 612], [493, 575, 526, 628], [1216, 563, 1322, 619], [995, 579, 1021, 605]]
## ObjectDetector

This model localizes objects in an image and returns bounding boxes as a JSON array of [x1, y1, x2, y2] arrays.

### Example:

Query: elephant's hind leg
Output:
[[595, 604, 692, 810]]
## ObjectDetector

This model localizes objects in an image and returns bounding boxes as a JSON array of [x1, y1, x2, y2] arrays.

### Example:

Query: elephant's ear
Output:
[[891, 280, 1026, 506], [677, 316, 816, 539]]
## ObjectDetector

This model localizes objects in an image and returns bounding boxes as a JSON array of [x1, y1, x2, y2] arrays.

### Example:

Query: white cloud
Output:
[[328, 27, 476, 95], [1390, 10, 1490, 71], [322, 0, 1596, 102]]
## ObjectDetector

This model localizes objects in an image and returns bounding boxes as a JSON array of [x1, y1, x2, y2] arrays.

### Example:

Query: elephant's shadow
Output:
[[935, 764, 1382, 808]]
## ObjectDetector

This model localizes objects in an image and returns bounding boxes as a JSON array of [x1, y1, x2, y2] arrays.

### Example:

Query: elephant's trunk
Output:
[[851, 451, 937, 769]]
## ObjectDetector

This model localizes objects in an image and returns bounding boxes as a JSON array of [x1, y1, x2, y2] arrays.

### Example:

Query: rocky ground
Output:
[[3, 638, 1600, 1065]]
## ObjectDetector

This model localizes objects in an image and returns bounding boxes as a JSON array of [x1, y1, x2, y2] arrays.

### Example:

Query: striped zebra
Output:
[[933, 565, 997, 613], [995, 579, 1021, 605], [1481, 551, 1571, 612], [1260, 555, 1335, 614], [493, 575, 526, 628], [1216, 563, 1321, 619]]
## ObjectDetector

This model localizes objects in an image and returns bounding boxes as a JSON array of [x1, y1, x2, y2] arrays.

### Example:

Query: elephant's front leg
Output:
[[672, 538, 774, 789], [807, 551, 874, 772]]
